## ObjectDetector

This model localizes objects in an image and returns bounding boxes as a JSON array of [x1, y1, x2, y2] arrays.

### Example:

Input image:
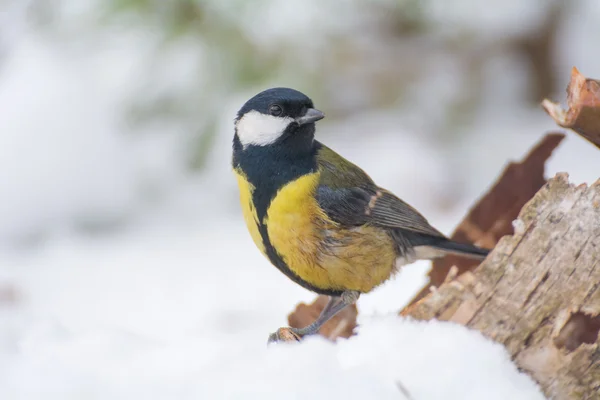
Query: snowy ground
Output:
[[0, 219, 547, 400]]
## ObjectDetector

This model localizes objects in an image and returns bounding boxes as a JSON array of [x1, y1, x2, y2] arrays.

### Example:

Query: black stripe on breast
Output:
[[256, 222, 343, 296], [233, 137, 343, 296]]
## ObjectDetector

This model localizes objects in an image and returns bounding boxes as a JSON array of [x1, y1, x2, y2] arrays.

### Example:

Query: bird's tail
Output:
[[400, 231, 491, 261], [407, 234, 490, 260], [430, 239, 490, 259]]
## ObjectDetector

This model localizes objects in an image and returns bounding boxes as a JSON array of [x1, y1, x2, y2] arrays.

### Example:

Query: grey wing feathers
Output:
[[367, 190, 444, 237], [315, 142, 445, 238]]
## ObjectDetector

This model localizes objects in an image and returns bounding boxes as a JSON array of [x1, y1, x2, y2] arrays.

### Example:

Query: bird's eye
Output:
[[269, 104, 283, 116]]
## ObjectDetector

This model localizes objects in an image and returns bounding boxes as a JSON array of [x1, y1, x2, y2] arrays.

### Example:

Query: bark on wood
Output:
[[543, 67, 600, 149], [409, 133, 565, 306], [402, 173, 600, 399]]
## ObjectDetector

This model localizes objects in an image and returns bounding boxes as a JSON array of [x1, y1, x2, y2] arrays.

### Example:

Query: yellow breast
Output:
[[235, 167, 396, 293], [234, 169, 266, 255], [265, 173, 397, 293], [264, 172, 327, 283]]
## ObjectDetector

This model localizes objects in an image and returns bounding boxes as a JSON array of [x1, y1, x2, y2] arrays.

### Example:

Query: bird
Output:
[[231, 87, 490, 343]]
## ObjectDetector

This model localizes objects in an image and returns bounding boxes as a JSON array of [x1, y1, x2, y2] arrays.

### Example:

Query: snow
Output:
[[0, 223, 545, 399], [512, 219, 526, 236], [0, 32, 141, 242]]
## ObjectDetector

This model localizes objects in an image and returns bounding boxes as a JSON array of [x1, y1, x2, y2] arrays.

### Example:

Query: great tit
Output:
[[232, 88, 489, 342]]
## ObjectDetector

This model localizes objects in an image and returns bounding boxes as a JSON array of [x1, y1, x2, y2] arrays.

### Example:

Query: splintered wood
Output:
[[408, 133, 565, 306], [402, 174, 600, 399], [543, 67, 600, 149]]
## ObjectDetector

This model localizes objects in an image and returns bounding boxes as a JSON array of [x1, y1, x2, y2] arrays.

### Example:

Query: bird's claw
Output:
[[267, 327, 302, 344]]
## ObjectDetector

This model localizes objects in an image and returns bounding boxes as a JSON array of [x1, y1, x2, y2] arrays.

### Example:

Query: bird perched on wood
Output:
[[232, 88, 489, 343]]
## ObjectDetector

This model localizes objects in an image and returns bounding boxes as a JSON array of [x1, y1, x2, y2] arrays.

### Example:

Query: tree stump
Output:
[[401, 173, 600, 399]]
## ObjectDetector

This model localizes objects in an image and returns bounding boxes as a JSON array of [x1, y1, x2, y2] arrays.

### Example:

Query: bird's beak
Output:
[[295, 108, 325, 125]]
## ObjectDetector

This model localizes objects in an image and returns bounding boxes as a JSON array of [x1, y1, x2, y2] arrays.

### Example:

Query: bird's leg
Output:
[[291, 296, 343, 336], [268, 290, 360, 343]]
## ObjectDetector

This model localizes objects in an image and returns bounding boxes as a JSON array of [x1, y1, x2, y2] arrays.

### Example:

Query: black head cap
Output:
[[234, 88, 325, 152], [236, 87, 315, 121]]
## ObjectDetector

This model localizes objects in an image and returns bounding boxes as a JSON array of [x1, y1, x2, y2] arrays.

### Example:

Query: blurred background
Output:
[[1, 0, 600, 396]]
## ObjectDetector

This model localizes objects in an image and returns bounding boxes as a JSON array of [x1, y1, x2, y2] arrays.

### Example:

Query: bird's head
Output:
[[234, 88, 325, 150]]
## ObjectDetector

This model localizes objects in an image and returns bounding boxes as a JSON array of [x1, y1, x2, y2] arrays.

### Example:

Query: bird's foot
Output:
[[266, 291, 360, 345], [267, 327, 303, 344]]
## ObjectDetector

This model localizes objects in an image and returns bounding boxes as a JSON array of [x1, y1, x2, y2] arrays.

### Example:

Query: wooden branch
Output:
[[543, 67, 600, 149], [402, 174, 600, 399]]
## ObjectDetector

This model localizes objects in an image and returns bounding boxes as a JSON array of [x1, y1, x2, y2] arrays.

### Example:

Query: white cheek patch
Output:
[[236, 110, 294, 147]]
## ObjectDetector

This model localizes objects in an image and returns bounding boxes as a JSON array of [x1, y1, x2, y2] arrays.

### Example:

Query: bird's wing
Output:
[[315, 143, 444, 237]]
